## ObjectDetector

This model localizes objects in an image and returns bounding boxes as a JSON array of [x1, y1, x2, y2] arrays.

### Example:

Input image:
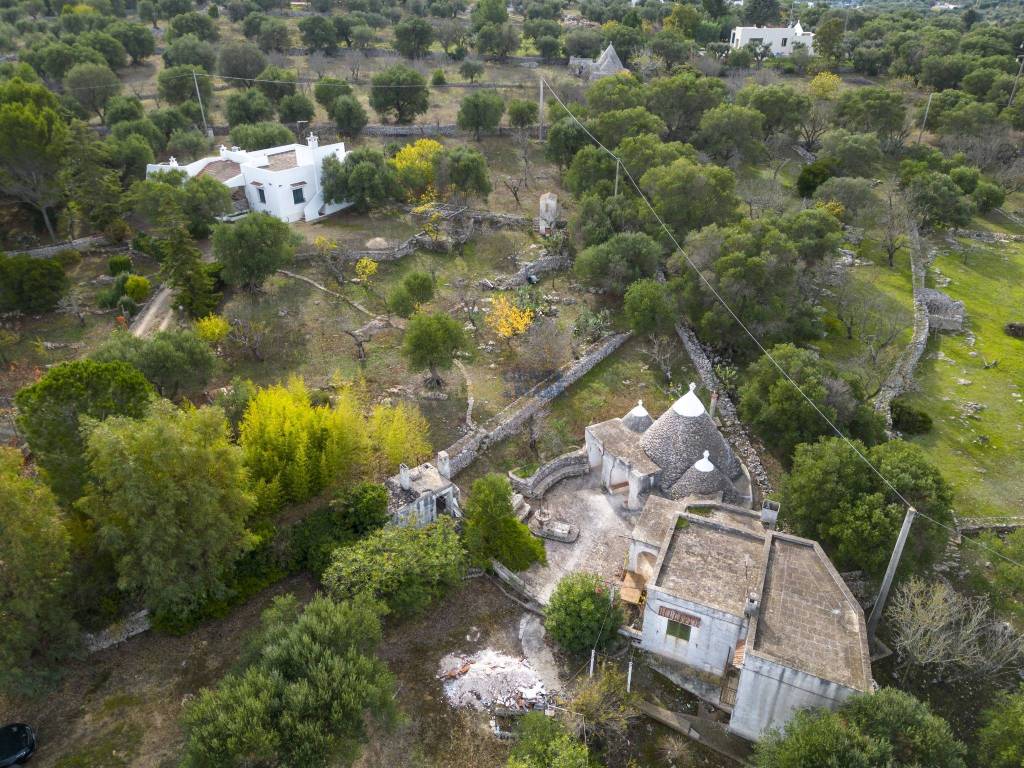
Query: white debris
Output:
[[438, 648, 548, 711]]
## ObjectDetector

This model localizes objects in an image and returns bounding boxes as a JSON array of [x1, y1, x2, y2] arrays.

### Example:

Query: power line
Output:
[[539, 76, 1024, 574]]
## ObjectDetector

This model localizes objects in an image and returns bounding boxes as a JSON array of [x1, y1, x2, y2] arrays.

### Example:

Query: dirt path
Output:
[[129, 285, 175, 338]]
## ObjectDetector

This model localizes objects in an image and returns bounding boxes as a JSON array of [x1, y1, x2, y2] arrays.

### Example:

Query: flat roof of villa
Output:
[[654, 516, 764, 616], [265, 149, 298, 171], [751, 536, 872, 691]]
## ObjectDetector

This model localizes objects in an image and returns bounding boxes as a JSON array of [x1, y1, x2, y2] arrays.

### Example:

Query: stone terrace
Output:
[[520, 472, 637, 604]]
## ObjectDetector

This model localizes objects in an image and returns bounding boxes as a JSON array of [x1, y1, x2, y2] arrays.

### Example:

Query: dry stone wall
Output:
[[674, 324, 773, 496], [508, 449, 589, 498], [446, 333, 630, 476]]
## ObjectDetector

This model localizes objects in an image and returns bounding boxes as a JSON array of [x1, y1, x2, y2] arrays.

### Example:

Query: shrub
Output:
[[323, 518, 466, 617], [431, 68, 446, 85], [796, 157, 838, 197], [0, 254, 69, 314], [545, 571, 624, 654], [892, 398, 933, 435], [194, 313, 230, 344], [123, 274, 151, 302]]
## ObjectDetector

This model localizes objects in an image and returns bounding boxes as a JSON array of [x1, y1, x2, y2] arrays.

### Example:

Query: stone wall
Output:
[[508, 448, 589, 498], [18, 234, 107, 259], [481, 248, 572, 291], [674, 324, 773, 497], [873, 223, 930, 429], [446, 333, 631, 477]]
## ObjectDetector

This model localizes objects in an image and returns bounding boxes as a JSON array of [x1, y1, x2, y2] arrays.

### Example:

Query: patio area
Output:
[[520, 471, 638, 604]]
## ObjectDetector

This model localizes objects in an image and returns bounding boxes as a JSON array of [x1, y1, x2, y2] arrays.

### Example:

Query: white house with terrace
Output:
[[729, 21, 815, 56], [146, 135, 350, 223]]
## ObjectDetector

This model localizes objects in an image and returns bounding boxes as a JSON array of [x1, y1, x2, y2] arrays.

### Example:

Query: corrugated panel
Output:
[[658, 606, 701, 627]]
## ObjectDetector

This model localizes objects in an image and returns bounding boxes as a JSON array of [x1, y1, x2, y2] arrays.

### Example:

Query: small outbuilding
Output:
[[568, 44, 628, 81], [385, 451, 462, 527]]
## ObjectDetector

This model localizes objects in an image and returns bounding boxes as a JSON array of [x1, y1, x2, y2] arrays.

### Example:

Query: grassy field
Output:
[[815, 235, 917, 395], [902, 237, 1024, 519]]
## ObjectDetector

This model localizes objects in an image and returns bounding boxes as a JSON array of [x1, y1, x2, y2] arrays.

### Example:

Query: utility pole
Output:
[[867, 506, 916, 644], [192, 69, 210, 137], [1007, 45, 1024, 108], [538, 78, 545, 141], [916, 92, 933, 144], [614, 159, 620, 196]]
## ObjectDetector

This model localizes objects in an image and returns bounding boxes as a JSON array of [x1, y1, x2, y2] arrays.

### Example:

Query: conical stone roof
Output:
[[640, 383, 743, 488], [667, 451, 736, 501], [622, 400, 653, 433]]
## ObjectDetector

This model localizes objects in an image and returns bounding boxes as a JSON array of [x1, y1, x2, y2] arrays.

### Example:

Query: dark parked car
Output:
[[0, 724, 35, 766]]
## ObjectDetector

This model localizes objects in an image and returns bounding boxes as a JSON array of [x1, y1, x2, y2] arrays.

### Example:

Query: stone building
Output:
[[625, 499, 872, 741], [568, 44, 628, 81], [920, 287, 965, 333], [584, 384, 750, 509], [384, 451, 462, 527]]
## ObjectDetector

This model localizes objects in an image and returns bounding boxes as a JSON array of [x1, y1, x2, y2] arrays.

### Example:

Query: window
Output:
[[781, 37, 788, 46], [257, 188, 266, 204], [292, 187, 305, 204], [667, 620, 691, 642]]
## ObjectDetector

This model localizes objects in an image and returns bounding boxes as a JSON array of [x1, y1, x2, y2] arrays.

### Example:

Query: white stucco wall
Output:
[[641, 590, 744, 677], [730, 25, 815, 55], [728, 652, 862, 740]]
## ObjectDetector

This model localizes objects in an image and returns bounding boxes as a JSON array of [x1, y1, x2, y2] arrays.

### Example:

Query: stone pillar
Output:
[[399, 463, 411, 490], [627, 471, 641, 510], [436, 450, 451, 479]]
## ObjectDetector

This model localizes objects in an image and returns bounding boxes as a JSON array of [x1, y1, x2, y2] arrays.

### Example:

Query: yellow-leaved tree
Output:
[[486, 294, 534, 339], [195, 314, 231, 344], [240, 376, 437, 508], [355, 257, 378, 283], [809, 71, 842, 101], [392, 138, 444, 200], [239, 377, 368, 507], [368, 401, 431, 477]]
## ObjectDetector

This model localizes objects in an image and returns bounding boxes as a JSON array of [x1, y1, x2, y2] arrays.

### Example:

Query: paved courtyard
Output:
[[520, 471, 638, 604]]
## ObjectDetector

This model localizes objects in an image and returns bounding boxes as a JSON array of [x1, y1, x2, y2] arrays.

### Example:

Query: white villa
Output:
[[146, 135, 349, 223], [729, 22, 815, 56]]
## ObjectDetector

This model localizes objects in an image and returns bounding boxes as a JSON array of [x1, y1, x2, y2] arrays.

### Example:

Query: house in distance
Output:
[[146, 134, 349, 223], [729, 21, 815, 56]]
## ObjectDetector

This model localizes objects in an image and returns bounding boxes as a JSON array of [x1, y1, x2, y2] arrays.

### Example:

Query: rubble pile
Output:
[[438, 649, 548, 712]]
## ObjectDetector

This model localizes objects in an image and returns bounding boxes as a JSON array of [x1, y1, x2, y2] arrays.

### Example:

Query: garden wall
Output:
[[674, 324, 773, 496], [508, 448, 589, 498], [445, 332, 631, 477]]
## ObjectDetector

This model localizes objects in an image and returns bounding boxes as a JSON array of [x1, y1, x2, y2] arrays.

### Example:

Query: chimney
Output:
[[760, 499, 780, 530], [436, 450, 451, 480], [307, 133, 319, 149], [744, 592, 760, 617], [399, 463, 411, 491], [709, 390, 719, 419]]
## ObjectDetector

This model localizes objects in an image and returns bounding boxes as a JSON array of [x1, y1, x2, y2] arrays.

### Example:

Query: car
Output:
[[0, 724, 35, 766]]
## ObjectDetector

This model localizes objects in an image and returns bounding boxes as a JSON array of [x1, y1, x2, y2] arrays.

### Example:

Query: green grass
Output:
[[54, 722, 143, 768], [814, 237, 916, 393], [902, 238, 1024, 518]]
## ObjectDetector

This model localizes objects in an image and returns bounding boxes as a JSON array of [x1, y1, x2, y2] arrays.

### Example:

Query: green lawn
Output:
[[815, 236, 916, 394], [902, 237, 1024, 518]]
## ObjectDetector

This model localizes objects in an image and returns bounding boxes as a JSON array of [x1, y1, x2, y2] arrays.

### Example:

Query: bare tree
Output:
[[502, 176, 523, 207], [888, 577, 1024, 685], [229, 317, 270, 361], [880, 181, 908, 268], [642, 334, 676, 387], [799, 101, 833, 151], [57, 288, 86, 327], [452, 276, 482, 334]]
